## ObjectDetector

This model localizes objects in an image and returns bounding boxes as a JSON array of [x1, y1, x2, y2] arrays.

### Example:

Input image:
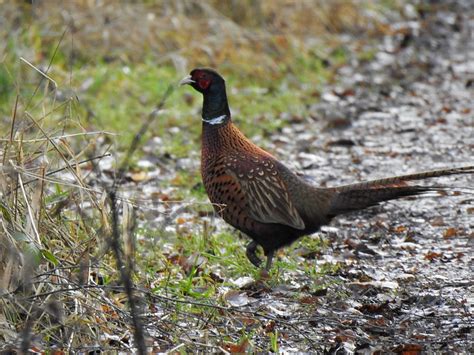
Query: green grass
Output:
[[135, 216, 336, 297], [1, 46, 333, 153]]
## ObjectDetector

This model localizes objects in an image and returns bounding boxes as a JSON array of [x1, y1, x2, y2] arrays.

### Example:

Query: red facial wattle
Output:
[[198, 77, 211, 90]]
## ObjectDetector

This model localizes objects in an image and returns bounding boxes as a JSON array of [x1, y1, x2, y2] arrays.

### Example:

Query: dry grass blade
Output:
[[17, 174, 41, 247], [24, 112, 101, 209], [102, 84, 174, 355], [20, 57, 58, 90]]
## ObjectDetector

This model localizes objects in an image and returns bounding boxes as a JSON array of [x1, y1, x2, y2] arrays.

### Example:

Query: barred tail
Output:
[[328, 166, 473, 216]]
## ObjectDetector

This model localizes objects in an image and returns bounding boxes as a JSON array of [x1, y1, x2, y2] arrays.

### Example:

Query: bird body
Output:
[[201, 120, 331, 255], [180, 68, 473, 270]]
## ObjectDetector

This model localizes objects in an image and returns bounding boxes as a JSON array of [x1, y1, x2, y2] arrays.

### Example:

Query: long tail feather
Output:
[[328, 166, 473, 215], [336, 166, 474, 191]]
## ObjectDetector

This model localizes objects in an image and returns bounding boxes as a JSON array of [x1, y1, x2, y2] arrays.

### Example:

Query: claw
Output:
[[246, 241, 262, 267]]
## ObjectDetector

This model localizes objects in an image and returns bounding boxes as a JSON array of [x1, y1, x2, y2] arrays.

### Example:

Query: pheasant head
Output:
[[180, 68, 230, 124]]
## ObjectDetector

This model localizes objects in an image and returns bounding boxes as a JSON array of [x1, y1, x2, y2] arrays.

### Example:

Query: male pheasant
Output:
[[180, 68, 473, 271]]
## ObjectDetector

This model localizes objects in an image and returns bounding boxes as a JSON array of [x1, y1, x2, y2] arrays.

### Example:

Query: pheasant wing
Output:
[[226, 157, 305, 230]]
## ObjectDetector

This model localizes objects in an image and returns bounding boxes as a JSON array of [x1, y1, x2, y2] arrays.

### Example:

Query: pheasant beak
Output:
[[179, 75, 195, 86]]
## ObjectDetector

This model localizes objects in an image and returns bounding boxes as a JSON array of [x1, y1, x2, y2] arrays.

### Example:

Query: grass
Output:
[[0, 0, 402, 352]]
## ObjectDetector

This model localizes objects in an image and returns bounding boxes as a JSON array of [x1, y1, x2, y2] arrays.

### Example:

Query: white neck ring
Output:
[[202, 115, 227, 125]]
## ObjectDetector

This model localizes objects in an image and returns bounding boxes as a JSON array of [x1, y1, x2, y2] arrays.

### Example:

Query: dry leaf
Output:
[[424, 252, 442, 260], [443, 227, 457, 238], [222, 339, 250, 353], [224, 290, 251, 307], [130, 170, 148, 182], [431, 216, 445, 226], [392, 343, 423, 355], [394, 225, 407, 233]]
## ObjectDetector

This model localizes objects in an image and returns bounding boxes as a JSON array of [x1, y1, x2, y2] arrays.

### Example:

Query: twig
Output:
[[24, 111, 101, 210], [23, 28, 66, 112], [105, 85, 174, 354], [20, 57, 58, 89], [0, 130, 117, 142], [2, 94, 19, 165], [17, 173, 42, 246], [108, 189, 146, 353], [4, 153, 111, 196], [113, 85, 174, 187]]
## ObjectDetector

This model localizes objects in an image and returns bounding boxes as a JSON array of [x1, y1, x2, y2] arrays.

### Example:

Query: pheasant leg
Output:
[[246, 241, 262, 267], [265, 250, 275, 272]]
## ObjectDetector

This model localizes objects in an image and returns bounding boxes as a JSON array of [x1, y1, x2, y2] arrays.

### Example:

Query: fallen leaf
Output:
[[424, 251, 442, 260], [394, 225, 407, 233], [130, 170, 148, 182], [299, 295, 320, 305], [239, 316, 258, 326], [357, 302, 389, 314], [430, 216, 445, 226], [224, 290, 251, 307], [348, 281, 399, 290], [264, 320, 276, 333], [391, 343, 423, 354], [222, 339, 250, 353], [443, 227, 457, 238], [230, 276, 255, 288]]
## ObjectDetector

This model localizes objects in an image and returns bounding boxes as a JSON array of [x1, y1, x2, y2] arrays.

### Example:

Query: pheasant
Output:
[[180, 68, 473, 271]]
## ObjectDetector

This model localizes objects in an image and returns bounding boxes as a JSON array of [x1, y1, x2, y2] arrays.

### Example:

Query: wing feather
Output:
[[225, 156, 305, 230]]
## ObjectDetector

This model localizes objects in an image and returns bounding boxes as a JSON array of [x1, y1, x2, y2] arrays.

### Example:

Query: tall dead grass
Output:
[[0, 57, 117, 350]]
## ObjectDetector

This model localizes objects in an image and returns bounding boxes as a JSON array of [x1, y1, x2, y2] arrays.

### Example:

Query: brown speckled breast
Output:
[[200, 120, 307, 245]]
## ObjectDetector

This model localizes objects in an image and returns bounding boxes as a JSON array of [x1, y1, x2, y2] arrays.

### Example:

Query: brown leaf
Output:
[[130, 170, 148, 182], [430, 216, 445, 226], [239, 316, 258, 326], [393, 225, 407, 233], [424, 251, 442, 260], [224, 290, 250, 307], [392, 343, 423, 354], [222, 339, 250, 353], [151, 192, 169, 201], [443, 227, 457, 238], [357, 302, 389, 314], [209, 272, 224, 283], [344, 238, 359, 249], [368, 317, 387, 326], [299, 295, 320, 305], [264, 320, 276, 333]]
